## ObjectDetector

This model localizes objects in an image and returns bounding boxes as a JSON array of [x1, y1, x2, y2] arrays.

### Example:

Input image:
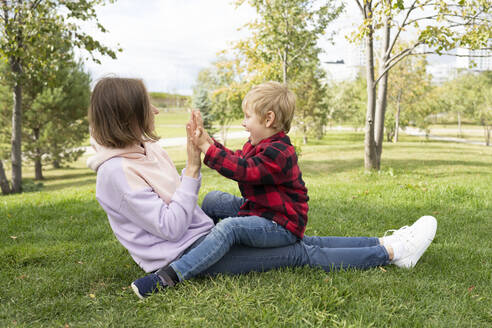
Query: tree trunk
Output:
[[302, 124, 307, 144], [11, 69, 23, 193], [282, 48, 288, 84], [364, 27, 378, 171], [394, 90, 402, 143], [34, 158, 44, 180], [457, 112, 462, 138], [485, 125, 490, 146], [374, 13, 391, 168], [0, 160, 11, 195], [33, 128, 44, 180], [53, 160, 61, 169]]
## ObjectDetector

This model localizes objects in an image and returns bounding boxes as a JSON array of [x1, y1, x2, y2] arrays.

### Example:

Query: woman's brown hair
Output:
[[88, 77, 159, 148]]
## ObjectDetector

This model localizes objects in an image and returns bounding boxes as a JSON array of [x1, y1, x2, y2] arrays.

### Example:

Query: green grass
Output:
[[426, 124, 488, 142], [153, 109, 243, 140], [1, 132, 491, 327]]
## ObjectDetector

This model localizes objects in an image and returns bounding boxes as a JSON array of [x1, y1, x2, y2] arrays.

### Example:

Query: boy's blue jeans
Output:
[[170, 191, 390, 279], [170, 194, 298, 280]]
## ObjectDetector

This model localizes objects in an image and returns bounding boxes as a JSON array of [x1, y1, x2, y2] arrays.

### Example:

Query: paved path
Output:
[[325, 126, 487, 146], [82, 131, 249, 155], [403, 127, 487, 146], [82, 126, 488, 155]]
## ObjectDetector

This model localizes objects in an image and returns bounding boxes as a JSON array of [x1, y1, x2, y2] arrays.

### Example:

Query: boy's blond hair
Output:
[[242, 81, 296, 133]]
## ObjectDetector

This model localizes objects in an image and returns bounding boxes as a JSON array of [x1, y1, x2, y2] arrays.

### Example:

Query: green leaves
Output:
[[233, 0, 342, 83], [0, 0, 119, 184]]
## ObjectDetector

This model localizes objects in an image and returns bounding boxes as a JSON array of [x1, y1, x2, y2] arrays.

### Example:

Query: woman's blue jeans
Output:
[[171, 191, 390, 278]]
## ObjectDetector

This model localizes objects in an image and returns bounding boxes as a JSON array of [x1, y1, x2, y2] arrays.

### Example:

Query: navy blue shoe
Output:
[[131, 273, 166, 299]]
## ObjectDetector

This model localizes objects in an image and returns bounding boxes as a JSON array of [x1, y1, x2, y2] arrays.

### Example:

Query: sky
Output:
[[81, 0, 257, 95], [81, 1, 456, 95], [80, 0, 366, 95]]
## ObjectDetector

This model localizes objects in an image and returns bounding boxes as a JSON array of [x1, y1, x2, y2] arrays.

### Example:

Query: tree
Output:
[[326, 72, 367, 129], [439, 71, 492, 145], [0, 64, 11, 193], [475, 72, 492, 146], [292, 66, 329, 144], [351, 0, 492, 170], [385, 54, 431, 142], [193, 72, 218, 135], [0, 0, 118, 193], [193, 58, 248, 144], [23, 60, 91, 180], [226, 0, 343, 142], [235, 0, 342, 83]]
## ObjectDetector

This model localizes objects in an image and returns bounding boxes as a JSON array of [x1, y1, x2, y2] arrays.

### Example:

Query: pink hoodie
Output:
[[87, 139, 214, 272]]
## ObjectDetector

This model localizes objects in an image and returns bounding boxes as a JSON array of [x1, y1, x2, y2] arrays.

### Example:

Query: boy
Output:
[[193, 81, 309, 238], [132, 81, 309, 297]]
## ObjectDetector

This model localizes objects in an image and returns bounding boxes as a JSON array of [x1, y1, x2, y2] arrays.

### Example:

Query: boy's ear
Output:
[[265, 111, 275, 128]]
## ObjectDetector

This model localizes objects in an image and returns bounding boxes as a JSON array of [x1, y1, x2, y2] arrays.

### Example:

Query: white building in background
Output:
[[322, 40, 380, 82], [456, 41, 492, 72], [426, 63, 459, 84], [322, 38, 491, 85]]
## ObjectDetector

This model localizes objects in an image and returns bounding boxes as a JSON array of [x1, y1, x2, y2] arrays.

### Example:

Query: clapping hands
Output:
[[189, 110, 213, 153]]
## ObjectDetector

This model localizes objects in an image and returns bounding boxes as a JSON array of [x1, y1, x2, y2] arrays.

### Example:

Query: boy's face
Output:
[[242, 107, 271, 146]]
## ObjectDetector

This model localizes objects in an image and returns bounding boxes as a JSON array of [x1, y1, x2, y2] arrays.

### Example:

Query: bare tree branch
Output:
[[386, 0, 419, 58], [354, 0, 364, 15], [403, 15, 439, 27], [415, 51, 492, 58], [291, 38, 312, 61], [30, 0, 42, 10], [375, 43, 421, 85]]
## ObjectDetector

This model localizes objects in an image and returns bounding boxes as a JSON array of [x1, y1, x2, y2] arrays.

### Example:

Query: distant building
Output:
[[456, 40, 492, 72], [322, 39, 491, 84], [322, 41, 380, 82]]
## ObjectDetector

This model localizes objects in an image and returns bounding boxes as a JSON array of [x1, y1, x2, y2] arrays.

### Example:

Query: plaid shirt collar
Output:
[[246, 130, 287, 149]]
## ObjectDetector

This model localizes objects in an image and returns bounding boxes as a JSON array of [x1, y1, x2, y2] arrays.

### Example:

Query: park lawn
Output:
[[153, 109, 243, 139], [79, 109, 243, 146], [426, 124, 488, 143], [1, 132, 491, 327]]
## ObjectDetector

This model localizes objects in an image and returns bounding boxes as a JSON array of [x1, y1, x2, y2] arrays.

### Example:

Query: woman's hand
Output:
[[185, 116, 201, 178], [191, 110, 213, 153]]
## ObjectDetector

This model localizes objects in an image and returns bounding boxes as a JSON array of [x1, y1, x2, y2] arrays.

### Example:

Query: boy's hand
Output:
[[191, 110, 213, 153]]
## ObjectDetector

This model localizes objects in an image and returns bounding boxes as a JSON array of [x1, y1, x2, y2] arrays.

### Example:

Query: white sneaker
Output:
[[383, 216, 437, 269]]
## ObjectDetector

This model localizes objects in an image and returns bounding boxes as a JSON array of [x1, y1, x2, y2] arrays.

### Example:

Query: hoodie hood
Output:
[[87, 137, 182, 205], [87, 137, 145, 171]]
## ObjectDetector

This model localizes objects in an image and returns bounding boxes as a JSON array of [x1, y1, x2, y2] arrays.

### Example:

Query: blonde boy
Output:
[[192, 81, 309, 238]]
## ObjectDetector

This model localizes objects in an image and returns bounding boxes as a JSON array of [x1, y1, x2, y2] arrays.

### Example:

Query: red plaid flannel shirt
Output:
[[203, 131, 309, 238]]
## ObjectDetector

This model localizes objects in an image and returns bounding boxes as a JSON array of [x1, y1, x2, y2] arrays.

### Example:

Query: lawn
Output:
[[153, 109, 243, 139], [1, 132, 491, 327]]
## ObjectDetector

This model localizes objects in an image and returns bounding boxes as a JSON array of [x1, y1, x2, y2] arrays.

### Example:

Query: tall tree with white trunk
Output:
[[351, 0, 491, 170]]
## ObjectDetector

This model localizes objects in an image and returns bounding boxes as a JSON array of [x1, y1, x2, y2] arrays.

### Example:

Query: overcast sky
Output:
[[81, 1, 459, 95], [81, 0, 257, 94], [80, 0, 365, 95]]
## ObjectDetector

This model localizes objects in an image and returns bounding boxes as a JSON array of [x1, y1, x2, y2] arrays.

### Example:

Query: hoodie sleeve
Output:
[[118, 174, 201, 242], [96, 159, 202, 242]]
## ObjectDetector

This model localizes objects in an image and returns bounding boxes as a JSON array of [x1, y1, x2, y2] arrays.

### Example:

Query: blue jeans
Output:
[[170, 195, 298, 280], [184, 191, 389, 276]]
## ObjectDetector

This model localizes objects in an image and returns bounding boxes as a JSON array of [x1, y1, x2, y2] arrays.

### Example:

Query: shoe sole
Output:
[[131, 282, 145, 300], [394, 216, 437, 269]]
